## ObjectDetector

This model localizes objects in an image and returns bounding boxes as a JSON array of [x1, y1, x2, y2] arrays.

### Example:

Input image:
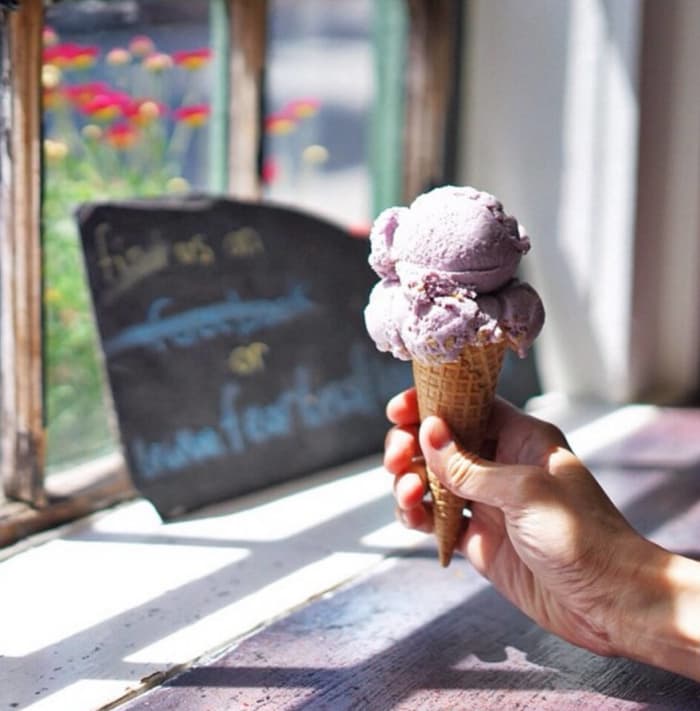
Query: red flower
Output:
[[43, 86, 66, 110], [64, 81, 113, 107], [265, 112, 296, 135], [81, 91, 132, 122], [104, 122, 139, 150], [172, 48, 212, 71], [43, 42, 99, 70], [173, 104, 210, 127], [285, 98, 321, 119], [261, 157, 279, 184]]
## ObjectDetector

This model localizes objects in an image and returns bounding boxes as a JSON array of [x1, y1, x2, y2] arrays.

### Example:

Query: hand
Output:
[[384, 389, 664, 658]]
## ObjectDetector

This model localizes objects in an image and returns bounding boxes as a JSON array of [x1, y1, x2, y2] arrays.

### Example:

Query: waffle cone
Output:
[[412, 341, 506, 567]]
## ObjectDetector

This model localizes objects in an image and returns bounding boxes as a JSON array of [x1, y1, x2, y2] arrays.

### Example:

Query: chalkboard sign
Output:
[[77, 196, 411, 517]]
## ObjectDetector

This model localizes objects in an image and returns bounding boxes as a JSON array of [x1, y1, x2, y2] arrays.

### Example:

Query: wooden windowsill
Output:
[[0, 453, 136, 553]]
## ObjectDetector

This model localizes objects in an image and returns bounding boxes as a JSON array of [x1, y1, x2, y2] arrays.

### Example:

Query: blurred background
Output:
[[42, 0, 386, 471], [39, 0, 700, 478]]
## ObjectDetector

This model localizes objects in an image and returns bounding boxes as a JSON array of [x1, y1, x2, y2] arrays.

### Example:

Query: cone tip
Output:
[[438, 547, 453, 567]]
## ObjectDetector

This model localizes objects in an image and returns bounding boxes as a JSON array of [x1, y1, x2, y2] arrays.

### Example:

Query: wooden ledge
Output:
[[0, 454, 135, 553]]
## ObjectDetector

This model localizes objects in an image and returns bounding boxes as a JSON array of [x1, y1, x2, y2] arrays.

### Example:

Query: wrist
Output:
[[608, 536, 700, 680]]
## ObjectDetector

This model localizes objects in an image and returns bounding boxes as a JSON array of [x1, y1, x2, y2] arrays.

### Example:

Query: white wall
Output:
[[459, 0, 644, 402], [631, 0, 700, 402]]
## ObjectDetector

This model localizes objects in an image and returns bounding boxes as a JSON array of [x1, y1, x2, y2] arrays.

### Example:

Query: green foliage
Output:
[[42, 32, 212, 470], [43, 178, 115, 469]]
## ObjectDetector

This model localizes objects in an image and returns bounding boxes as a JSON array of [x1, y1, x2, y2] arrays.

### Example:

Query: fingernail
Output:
[[425, 416, 453, 451]]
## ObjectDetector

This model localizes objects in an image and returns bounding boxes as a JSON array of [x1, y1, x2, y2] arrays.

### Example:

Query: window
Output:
[[0, 0, 463, 547], [42, 0, 216, 473], [263, 0, 376, 229]]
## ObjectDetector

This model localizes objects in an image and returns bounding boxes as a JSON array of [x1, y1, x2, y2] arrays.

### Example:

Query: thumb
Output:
[[419, 416, 538, 507]]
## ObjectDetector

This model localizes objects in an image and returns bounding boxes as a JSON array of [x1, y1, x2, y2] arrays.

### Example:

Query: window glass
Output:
[[263, 0, 385, 232], [42, 0, 215, 471]]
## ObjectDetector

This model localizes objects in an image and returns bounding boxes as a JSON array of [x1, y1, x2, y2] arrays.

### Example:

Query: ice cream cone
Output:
[[412, 341, 506, 567]]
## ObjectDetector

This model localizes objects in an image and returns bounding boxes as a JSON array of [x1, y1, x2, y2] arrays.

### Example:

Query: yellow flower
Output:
[[166, 177, 190, 193], [138, 100, 162, 122], [143, 52, 173, 73], [44, 139, 69, 162], [44, 287, 62, 304], [42, 64, 62, 90], [81, 124, 102, 141], [302, 144, 329, 165]]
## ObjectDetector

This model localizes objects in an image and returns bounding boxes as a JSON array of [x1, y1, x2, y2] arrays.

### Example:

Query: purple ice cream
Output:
[[364, 185, 544, 362]]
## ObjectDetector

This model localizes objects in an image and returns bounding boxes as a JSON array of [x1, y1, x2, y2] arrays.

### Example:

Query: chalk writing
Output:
[[129, 343, 393, 480], [173, 234, 215, 265], [229, 342, 269, 376], [103, 284, 313, 357], [223, 227, 264, 258], [95, 222, 261, 303], [96, 223, 169, 302], [131, 427, 227, 480]]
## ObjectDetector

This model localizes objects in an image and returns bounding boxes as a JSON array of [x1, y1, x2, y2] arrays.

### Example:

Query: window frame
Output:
[[0, 0, 462, 548], [1, 0, 45, 511]]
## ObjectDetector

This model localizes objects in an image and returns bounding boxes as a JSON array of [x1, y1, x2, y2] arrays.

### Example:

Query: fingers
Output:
[[396, 501, 433, 533], [386, 388, 418, 426], [384, 424, 420, 474], [393, 465, 427, 507], [394, 467, 432, 534], [420, 415, 539, 507], [383, 415, 430, 531]]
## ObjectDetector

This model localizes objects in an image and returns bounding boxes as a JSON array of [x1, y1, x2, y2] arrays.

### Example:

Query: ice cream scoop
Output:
[[364, 185, 544, 363]]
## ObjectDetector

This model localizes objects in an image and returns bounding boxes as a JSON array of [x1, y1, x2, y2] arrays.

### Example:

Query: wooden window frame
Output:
[[0, 0, 461, 548]]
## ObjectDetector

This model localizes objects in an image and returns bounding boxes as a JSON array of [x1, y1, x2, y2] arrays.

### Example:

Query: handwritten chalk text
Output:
[[128, 344, 409, 481], [229, 342, 269, 375], [103, 284, 313, 357], [93, 222, 266, 301]]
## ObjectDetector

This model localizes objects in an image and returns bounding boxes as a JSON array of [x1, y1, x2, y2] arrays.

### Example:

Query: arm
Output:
[[611, 543, 700, 680], [385, 389, 700, 680]]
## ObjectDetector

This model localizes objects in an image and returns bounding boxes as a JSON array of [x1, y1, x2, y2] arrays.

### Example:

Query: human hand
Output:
[[384, 389, 664, 658]]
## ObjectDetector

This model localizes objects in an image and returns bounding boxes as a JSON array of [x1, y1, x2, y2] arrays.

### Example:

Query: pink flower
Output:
[[261, 157, 279, 184], [64, 82, 113, 107], [106, 48, 131, 66], [129, 35, 155, 57], [173, 104, 210, 127], [42, 26, 58, 47], [172, 48, 212, 71]]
